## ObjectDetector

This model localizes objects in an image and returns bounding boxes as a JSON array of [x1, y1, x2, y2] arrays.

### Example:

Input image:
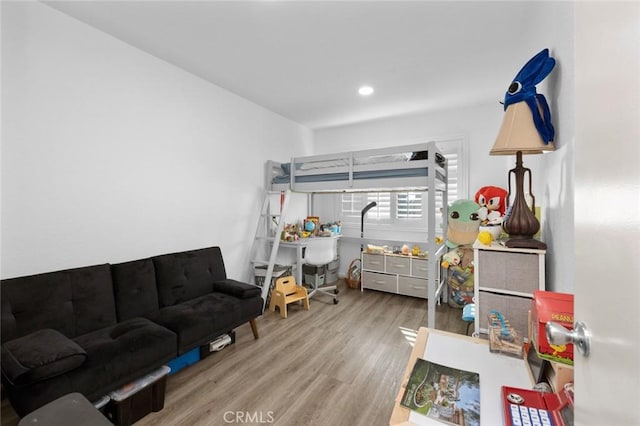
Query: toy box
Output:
[[531, 290, 574, 365]]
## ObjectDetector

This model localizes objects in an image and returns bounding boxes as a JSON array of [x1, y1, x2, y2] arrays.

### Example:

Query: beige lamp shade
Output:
[[491, 101, 555, 155]]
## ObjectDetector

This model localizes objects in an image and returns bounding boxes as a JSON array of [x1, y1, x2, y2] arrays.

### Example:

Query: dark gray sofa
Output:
[[1, 246, 263, 417]]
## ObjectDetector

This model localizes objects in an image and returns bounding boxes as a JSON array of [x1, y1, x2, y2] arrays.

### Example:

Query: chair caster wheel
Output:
[[334, 289, 339, 294], [333, 299, 339, 304]]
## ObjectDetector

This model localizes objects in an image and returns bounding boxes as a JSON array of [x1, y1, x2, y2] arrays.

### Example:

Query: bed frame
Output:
[[266, 142, 447, 193], [264, 141, 449, 329]]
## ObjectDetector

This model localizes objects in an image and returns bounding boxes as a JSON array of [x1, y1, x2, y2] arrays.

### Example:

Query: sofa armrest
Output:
[[212, 279, 261, 299], [1, 329, 87, 386], [1, 294, 17, 343]]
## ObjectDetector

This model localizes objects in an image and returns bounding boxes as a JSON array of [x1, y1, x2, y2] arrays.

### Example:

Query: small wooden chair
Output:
[[268, 276, 310, 319]]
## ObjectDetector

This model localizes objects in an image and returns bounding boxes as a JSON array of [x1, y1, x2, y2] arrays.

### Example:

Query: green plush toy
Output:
[[446, 199, 481, 248]]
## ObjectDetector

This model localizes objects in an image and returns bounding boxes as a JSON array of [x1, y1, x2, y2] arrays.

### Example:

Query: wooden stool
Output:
[[268, 276, 309, 318]]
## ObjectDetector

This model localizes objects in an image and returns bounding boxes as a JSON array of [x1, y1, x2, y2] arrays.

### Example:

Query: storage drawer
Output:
[[386, 256, 410, 275], [327, 257, 340, 271], [399, 276, 428, 299], [362, 253, 385, 272], [362, 271, 397, 294], [477, 250, 540, 294], [477, 290, 532, 340], [411, 258, 428, 278]]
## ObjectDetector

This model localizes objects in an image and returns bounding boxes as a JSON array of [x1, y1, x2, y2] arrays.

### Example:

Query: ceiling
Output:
[[44, 1, 541, 130]]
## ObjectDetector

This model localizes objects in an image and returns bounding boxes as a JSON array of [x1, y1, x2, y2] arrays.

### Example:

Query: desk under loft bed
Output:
[[263, 141, 449, 329]]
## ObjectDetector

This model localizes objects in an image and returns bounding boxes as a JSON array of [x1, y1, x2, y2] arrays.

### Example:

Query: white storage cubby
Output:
[[473, 241, 546, 339]]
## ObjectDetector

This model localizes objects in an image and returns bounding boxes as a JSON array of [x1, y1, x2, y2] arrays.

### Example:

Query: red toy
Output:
[[531, 290, 575, 365], [502, 383, 574, 426], [475, 186, 508, 217]]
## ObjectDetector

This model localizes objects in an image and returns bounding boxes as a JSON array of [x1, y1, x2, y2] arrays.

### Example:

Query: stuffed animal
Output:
[[475, 186, 508, 224], [441, 249, 461, 269], [281, 223, 300, 241], [477, 230, 493, 245], [446, 199, 481, 248], [503, 48, 556, 144]]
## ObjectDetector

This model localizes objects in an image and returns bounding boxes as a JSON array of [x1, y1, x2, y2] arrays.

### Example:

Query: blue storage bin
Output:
[[167, 348, 200, 375]]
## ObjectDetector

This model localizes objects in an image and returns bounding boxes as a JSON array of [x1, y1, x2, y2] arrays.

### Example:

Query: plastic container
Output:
[[254, 264, 292, 306], [105, 365, 170, 425], [108, 366, 171, 402], [254, 264, 292, 287], [93, 395, 110, 410], [447, 266, 475, 308], [304, 273, 325, 287], [488, 312, 523, 358], [166, 348, 200, 375]]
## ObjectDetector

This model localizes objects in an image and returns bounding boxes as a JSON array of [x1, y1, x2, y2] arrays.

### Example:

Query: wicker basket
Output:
[[345, 258, 361, 289]]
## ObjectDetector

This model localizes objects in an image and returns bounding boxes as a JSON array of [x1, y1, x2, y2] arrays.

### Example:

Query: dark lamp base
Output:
[[505, 237, 547, 250]]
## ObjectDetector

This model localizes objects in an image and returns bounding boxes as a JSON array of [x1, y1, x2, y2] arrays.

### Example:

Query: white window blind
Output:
[[341, 193, 391, 222], [436, 138, 467, 206], [396, 192, 423, 219]]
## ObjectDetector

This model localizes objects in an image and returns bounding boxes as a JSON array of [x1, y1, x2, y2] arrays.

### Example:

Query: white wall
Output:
[[1, 2, 312, 279], [313, 1, 575, 293], [522, 2, 575, 293]]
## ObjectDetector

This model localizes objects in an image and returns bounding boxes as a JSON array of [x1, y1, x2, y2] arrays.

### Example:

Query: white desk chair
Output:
[[303, 237, 339, 304]]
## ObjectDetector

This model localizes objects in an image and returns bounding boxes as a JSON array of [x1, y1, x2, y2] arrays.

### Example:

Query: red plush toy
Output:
[[475, 186, 508, 222]]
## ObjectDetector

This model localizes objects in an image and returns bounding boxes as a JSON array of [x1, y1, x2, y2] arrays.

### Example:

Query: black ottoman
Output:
[[18, 392, 111, 426]]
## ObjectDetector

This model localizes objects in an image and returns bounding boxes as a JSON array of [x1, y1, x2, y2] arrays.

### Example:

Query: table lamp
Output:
[[491, 48, 556, 250], [490, 101, 554, 249]]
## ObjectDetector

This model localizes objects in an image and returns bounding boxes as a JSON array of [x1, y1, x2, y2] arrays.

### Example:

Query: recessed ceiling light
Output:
[[358, 86, 374, 96]]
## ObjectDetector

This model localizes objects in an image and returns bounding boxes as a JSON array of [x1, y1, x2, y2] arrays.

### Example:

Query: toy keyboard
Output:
[[502, 385, 574, 426], [507, 399, 554, 426]]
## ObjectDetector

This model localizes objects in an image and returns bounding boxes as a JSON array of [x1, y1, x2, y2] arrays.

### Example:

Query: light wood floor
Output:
[[1, 280, 468, 426]]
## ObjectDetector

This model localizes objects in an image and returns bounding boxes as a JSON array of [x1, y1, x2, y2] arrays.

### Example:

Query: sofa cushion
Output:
[[1, 329, 87, 386], [71, 318, 176, 400], [1, 264, 117, 341], [153, 247, 228, 307], [213, 279, 261, 299], [111, 258, 160, 321], [146, 292, 263, 354]]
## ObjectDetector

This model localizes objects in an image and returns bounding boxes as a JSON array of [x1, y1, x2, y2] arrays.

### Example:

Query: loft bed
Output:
[[267, 142, 447, 193], [264, 141, 449, 329]]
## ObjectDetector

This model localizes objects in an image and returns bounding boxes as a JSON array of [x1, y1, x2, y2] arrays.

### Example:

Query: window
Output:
[[341, 193, 391, 222], [339, 138, 466, 227], [438, 137, 468, 206], [340, 191, 426, 225]]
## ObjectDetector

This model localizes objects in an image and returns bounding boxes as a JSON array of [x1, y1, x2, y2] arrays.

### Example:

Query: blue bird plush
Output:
[[503, 49, 556, 144]]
